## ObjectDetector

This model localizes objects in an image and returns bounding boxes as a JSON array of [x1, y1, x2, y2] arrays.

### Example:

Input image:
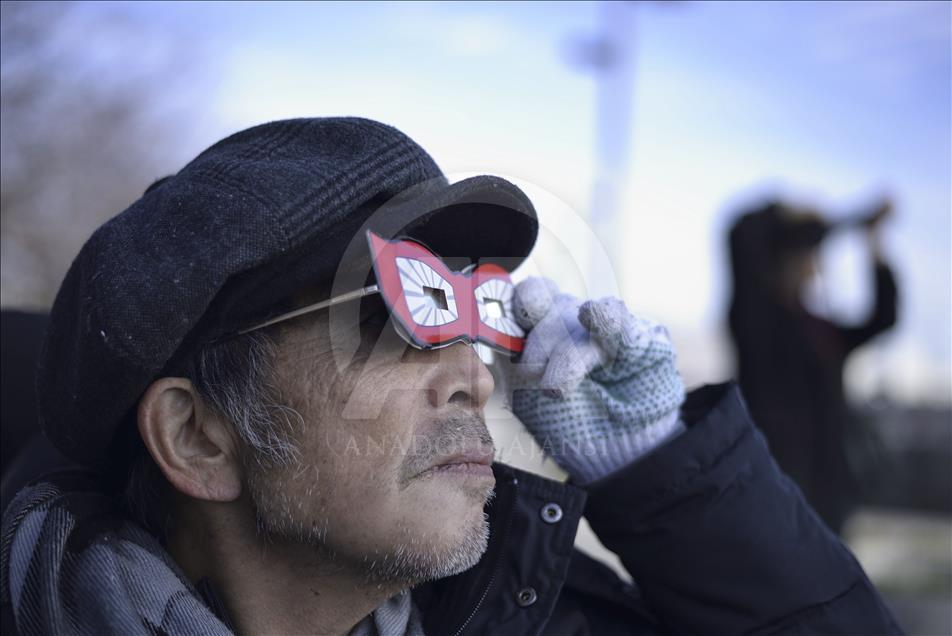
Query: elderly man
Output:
[[1, 118, 900, 635]]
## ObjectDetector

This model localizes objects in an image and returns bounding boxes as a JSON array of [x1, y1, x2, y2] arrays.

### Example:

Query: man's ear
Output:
[[137, 377, 242, 502]]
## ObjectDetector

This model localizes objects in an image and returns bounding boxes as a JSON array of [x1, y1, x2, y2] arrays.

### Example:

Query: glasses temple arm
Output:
[[237, 284, 380, 335]]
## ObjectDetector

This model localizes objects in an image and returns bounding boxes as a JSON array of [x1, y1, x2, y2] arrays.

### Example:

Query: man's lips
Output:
[[417, 447, 495, 479]]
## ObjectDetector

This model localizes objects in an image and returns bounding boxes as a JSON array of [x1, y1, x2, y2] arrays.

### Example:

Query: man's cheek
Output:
[[320, 480, 408, 542]]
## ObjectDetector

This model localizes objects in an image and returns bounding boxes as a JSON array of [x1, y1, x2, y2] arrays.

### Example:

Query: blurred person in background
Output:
[[727, 198, 898, 533]]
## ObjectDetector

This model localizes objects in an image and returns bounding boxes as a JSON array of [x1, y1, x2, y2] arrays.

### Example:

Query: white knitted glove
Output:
[[507, 277, 686, 484]]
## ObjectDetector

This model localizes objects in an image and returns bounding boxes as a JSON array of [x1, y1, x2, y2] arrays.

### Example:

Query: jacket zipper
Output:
[[451, 476, 520, 636]]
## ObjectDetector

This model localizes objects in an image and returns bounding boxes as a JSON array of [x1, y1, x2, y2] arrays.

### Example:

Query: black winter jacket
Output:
[[414, 382, 902, 635]]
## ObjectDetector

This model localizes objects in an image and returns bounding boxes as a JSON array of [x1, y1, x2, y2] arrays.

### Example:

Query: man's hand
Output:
[[506, 277, 686, 485]]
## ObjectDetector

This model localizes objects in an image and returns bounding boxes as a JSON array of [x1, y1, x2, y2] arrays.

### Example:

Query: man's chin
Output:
[[353, 511, 492, 586], [420, 514, 492, 581], [410, 477, 495, 529], [380, 481, 494, 583]]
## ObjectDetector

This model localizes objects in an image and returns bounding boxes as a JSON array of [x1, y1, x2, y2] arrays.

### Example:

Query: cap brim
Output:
[[367, 174, 538, 273]]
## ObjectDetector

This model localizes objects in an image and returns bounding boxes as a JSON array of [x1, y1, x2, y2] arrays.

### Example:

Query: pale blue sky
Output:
[[81, 0, 952, 402]]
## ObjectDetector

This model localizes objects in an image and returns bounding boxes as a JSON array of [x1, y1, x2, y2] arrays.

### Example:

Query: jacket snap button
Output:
[[540, 502, 563, 524], [516, 587, 538, 607]]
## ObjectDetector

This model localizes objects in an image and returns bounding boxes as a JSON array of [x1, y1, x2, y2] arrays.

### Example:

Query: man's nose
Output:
[[427, 342, 495, 411]]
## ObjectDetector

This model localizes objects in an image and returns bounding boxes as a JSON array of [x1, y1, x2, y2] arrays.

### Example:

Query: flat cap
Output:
[[38, 117, 537, 467]]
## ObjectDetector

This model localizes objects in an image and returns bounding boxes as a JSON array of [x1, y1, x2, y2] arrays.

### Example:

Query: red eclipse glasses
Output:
[[239, 230, 526, 354]]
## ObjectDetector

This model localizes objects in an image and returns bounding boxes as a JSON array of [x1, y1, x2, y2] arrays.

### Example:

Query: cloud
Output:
[[391, 6, 521, 58], [803, 1, 950, 86]]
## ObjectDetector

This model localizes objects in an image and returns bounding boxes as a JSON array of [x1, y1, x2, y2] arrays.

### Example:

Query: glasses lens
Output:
[[396, 257, 459, 327], [473, 278, 523, 339]]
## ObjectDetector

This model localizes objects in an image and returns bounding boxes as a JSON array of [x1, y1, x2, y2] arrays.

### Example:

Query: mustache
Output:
[[398, 412, 495, 485]]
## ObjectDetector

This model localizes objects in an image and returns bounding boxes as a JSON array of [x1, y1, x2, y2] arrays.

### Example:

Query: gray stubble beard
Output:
[[244, 456, 496, 588]]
